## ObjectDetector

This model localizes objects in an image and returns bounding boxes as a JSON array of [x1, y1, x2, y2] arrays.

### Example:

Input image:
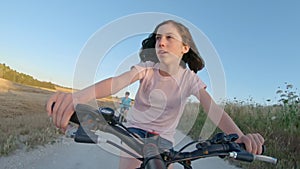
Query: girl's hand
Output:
[[237, 133, 265, 155], [46, 92, 79, 132]]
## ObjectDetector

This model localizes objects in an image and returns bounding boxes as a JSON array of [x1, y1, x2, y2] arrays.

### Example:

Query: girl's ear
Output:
[[182, 45, 190, 54]]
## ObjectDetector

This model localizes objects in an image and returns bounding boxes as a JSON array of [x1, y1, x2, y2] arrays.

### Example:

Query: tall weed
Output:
[[179, 83, 299, 169]]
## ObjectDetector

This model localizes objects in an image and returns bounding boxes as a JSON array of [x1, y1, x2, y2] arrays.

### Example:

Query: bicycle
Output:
[[64, 103, 278, 169], [117, 106, 128, 123]]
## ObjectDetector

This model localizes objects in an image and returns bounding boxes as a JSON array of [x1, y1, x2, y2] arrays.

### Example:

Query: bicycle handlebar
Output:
[[66, 104, 278, 168]]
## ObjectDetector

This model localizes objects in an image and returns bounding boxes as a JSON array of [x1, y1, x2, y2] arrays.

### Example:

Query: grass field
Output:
[[0, 78, 59, 155], [178, 99, 300, 169], [1, 78, 299, 168], [0, 78, 116, 156]]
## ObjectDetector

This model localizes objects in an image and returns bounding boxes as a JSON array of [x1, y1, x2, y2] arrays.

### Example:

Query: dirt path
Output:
[[0, 131, 239, 169], [0, 137, 118, 169]]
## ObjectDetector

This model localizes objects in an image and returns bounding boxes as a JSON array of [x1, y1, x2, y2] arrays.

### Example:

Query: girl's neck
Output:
[[158, 63, 180, 77]]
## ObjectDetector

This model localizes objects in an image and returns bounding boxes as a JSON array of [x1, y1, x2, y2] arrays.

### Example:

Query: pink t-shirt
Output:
[[126, 61, 206, 143]]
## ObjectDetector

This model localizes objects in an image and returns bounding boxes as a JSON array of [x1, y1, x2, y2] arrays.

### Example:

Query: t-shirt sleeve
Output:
[[131, 61, 155, 80], [190, 73, 207, 97]]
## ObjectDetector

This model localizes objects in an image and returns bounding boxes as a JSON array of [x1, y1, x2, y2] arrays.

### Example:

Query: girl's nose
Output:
[[158, 37, 166, 47]]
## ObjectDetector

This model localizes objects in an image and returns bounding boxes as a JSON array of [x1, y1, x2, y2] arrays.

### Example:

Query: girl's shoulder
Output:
[[180, 66, 198, 79], [180, 67, 206, 86], [136, 61, 156, 68], [131, 61, 156, 80]]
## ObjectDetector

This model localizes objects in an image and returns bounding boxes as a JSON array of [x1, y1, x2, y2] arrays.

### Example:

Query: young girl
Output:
[[46, 20, 264, 169]]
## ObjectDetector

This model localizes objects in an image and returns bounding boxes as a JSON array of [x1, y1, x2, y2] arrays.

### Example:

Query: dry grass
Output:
[[0, 78, 118, 156], [0, 78, 60, 155], [178, 101, 300, 169], [3, 77, 297, 168]]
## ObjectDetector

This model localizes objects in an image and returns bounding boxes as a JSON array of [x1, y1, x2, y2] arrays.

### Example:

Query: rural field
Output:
[[178, 86, 300, 169], [0, 78, 116, 156], [1, 78, 299, 168], [0, 78, 58, 155], [0, 78, 238, 169]]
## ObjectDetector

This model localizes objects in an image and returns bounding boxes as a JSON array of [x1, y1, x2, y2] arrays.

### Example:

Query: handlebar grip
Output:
[[238, 143, 266, 155], [51, 102, 80, 125], [234, 152, 254, 162], [69, 112, 80, 124]]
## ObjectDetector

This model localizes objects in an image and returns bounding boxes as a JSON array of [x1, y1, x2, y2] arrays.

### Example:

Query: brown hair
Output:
[[139, 20, 205, 73]]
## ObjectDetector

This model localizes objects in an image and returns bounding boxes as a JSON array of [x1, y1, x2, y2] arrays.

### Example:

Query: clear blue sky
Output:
[[1, 0, 299, 104]]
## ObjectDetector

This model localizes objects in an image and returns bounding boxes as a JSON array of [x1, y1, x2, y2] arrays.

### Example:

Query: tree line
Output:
[[0, 63, 55, 89]]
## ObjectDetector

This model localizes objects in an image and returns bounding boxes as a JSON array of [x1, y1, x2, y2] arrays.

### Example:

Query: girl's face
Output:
[[155, 23, 189, 66]]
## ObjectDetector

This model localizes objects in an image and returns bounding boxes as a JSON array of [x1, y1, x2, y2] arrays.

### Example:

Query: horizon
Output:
[[1, 61, 295, 106]]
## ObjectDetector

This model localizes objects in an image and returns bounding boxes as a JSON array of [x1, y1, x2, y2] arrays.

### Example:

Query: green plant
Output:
[[0, 135, 17, 155], [179, 83, 300, 168], [276, 82, 300, 133]]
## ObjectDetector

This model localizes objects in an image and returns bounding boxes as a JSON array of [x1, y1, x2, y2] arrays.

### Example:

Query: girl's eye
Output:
[[155, 36, 161, 40], [166, 36, 173, 39]]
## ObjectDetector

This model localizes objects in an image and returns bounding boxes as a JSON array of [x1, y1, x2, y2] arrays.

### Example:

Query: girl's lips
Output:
[[157, 50, 168, 54]]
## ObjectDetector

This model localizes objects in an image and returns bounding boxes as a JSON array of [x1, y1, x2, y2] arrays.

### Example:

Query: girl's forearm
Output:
[[74, 69, 139, 103], [73, 77, 113, 103], [205, 101, 244, 137], [217, 111, 244, 137], [199, 89, 244, 137]]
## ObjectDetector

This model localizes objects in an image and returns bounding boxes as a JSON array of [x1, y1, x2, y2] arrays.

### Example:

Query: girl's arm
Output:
[[197, 88, 264, 154], [198, 88, 244, 137], [79, 67, 141, 101], [46, 67, 142, 131]]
